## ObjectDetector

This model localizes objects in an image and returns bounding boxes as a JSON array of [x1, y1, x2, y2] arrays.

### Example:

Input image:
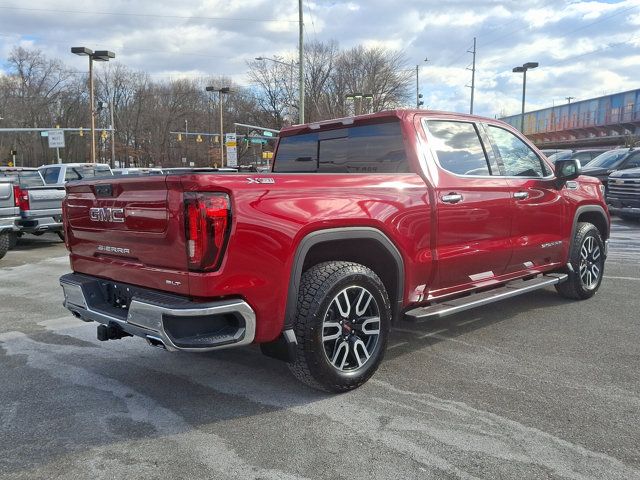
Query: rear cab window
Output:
[[0, 170, 44, 188], [273, 120, 409, 173], [65, 165, 113, 182]]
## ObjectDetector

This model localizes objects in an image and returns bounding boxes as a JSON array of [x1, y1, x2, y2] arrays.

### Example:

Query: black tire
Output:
[[8, 232, 17, 249], [555, 222, 605, 300], [288, 261, 391, 393], [56, 231, 65, 242], [0, 233, 9, 260]]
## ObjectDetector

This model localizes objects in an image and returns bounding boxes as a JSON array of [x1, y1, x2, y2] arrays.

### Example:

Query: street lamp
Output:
[[71, 47, 115, 163], [512, 61, 539, 133], [206, 86, 232, 166], [256, 56, 301, 123]]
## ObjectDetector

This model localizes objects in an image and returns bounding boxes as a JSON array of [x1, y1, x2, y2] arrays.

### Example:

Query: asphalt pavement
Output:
[[0, 220, 639, 479]]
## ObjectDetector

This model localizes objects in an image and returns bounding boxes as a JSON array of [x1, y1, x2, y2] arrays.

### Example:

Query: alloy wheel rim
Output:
[[579, 236, 602, 290], [322, 286, 381, 372]]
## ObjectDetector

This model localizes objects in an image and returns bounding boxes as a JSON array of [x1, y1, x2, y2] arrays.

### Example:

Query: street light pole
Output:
[[512, 61, 539, 132], [71, 47, 115, 163], [415, 57, 428, 108], [298, 0, 305, 124]]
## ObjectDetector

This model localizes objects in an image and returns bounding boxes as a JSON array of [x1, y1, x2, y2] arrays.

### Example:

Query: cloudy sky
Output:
[[0, 0, 639, 117]]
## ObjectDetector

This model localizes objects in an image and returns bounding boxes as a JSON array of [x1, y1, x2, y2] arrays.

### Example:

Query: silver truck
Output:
[[0, 167, 66, 241], [0, 179, 20, 259]]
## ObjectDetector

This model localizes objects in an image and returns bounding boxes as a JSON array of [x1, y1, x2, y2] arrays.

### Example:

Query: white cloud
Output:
[[1, 0, 639, 117]]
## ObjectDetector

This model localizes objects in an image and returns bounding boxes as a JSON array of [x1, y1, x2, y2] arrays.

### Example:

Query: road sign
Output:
[[47, 130, 65, 149], [225, 133, 238, 167]]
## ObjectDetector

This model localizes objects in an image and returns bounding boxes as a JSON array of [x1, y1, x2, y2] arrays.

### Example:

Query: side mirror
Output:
[[555, 158, 581, 186]]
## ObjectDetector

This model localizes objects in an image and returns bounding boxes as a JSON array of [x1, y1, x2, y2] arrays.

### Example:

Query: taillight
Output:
[[13, 185, 29, 210], [184, 192, 231, 271]]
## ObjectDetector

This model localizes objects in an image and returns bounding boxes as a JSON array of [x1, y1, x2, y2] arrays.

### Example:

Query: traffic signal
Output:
[[79, 128, 83, 137], [196, 135, 203, 143], [9, 149, 17, 156], [177, 133, 182, 141], [101, 130, 108, 140]]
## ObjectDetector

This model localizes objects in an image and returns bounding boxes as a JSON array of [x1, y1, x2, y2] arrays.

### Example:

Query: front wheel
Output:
[[556, 222, 605, 300], [288, 261, 391, 392]]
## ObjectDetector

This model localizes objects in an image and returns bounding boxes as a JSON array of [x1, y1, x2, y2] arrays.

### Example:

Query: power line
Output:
[[0, 5, 299, 23]]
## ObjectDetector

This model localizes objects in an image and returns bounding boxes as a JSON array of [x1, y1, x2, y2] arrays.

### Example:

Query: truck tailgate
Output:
[[24, 185, 65, 217], [64, 175, 190, 295], [0, 181, 18, 218]]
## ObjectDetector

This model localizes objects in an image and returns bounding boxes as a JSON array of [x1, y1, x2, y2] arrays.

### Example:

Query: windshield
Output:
[[586, 150, 628, 169], [0, 170, 44, 188], [547, 151, 572, 163]]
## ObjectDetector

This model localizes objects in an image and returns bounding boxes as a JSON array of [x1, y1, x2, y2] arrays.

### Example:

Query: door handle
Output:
[[513, 191, 529, 200], [441, 193, 463, 204]]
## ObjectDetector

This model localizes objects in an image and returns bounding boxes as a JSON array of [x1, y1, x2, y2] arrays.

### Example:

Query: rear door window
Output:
[[424, 120, 497, 176], [273, 121, 409, 173], [42, 167, 60, 184]]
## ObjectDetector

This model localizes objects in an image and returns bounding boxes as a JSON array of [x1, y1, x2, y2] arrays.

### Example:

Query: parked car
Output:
[[112, 168, 164, 175], [0, 167, 65, 241], [0, 179, 20, 259], [58, 110, 609, 392], [39, 163, 113, 184], [547, 149, 609, 166], [582, 148, 640, 189], [540, 148, 570, 157], [607, 167, 640, 221]]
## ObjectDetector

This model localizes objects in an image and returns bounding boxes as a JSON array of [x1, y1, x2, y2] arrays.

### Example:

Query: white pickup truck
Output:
[[39, 163, 113, 184], [0, 167, 66, 242]]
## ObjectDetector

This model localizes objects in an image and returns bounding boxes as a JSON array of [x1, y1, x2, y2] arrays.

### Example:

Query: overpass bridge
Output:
[[501, 88, 640, 149]]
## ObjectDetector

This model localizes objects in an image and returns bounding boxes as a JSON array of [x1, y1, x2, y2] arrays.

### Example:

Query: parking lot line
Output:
[[604, 275, 640, 281]]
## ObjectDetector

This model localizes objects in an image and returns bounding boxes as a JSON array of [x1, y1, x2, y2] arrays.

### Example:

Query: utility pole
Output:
[[566, 96, 575, 104], [416, 65, 419, 108], [109, 100, 116, 167], [298, 0, 305, 124], [219, 91, 225, 167], [468, 37, 476, 115], [184, 119, 188, 164], [89, 58, 96, 163]]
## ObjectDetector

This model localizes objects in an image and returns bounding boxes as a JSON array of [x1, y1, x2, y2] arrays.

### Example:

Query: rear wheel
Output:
[[556, 222, 605, 300], [0, 233, 9, 260], [288, 261, 391, 392]]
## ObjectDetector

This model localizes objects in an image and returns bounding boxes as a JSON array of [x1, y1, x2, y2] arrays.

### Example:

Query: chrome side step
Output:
[[404, 273, 568, 322]]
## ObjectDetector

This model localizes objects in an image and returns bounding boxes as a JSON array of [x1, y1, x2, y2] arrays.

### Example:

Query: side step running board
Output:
[[404, 273, 568, 322]]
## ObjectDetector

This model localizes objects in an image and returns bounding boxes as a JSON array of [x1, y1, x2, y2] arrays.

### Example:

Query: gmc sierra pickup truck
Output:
[[59, 110, 610, 392]]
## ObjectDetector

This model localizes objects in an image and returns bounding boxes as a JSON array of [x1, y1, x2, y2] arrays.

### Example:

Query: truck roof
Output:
[[280, 109, 506, 137]]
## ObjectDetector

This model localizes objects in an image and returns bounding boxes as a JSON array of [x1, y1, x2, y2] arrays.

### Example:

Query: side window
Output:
[[425, 120, 494, 176], [624, 152, 640, 169], [42, 168, 59, 184], [273, 133, 318, 172], [488, 126, 548, 177], [65, 168, 82, 182]]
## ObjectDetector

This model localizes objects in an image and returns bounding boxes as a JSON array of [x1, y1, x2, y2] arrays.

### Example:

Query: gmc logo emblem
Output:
[[89, 207, 125, 223]]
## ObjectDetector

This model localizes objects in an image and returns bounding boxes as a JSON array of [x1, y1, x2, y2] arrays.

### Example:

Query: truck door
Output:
[[483, 124, 565, 273], [421, 119, 513, 294]]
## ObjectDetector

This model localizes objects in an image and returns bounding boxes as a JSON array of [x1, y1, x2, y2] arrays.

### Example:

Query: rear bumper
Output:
[[59, 273, 256, 352], [16, 217, 62, 233], [0, 216, 19, 233]]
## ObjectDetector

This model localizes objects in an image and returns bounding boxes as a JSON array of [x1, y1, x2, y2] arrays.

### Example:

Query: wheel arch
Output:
[[284, 228, 405, 330], [572, 205, 610, 248]]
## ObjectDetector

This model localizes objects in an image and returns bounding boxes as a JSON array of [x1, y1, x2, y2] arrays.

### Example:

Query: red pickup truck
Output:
[[60, 110, 609, 392]]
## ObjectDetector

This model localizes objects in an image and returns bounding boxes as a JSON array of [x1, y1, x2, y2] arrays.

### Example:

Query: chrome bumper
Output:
[[22, 208, 63, 219], [60, 273, 256, 352]]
